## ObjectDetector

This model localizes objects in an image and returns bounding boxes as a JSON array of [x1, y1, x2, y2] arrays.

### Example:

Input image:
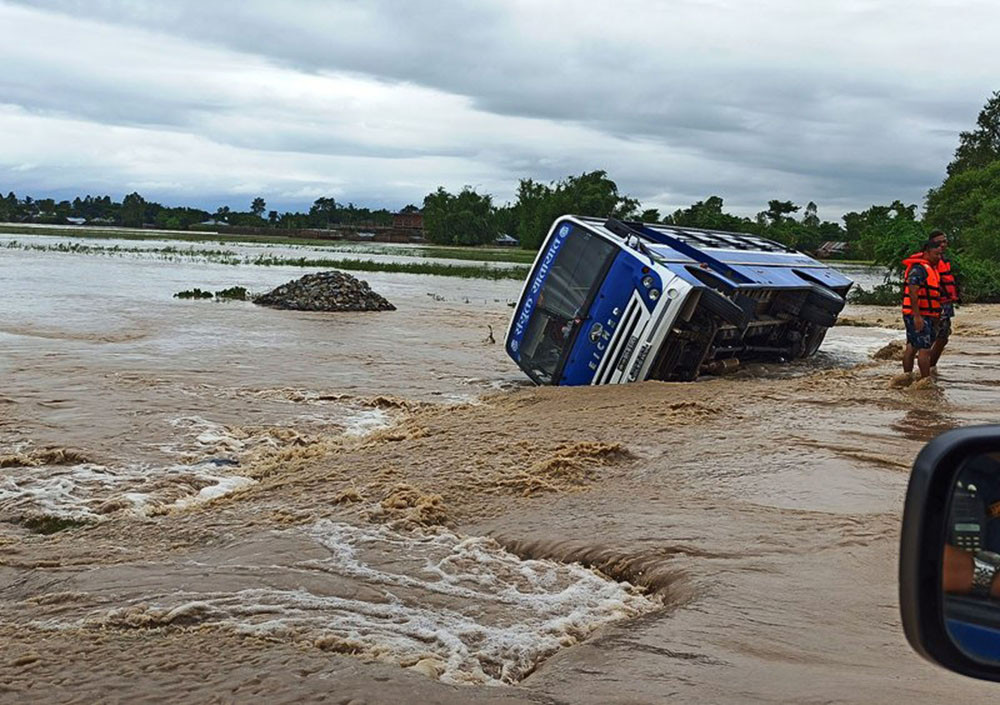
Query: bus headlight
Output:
[[649, 288, 661, 300], [666, 287, 679, 299], [641, 275, 654, 289]]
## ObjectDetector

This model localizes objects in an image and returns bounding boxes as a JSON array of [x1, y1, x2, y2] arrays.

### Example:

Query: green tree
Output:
[[849, 201, 922, 270], [513, 178, 552, 250], [309, 197, 337, 228], [493, 203, 518, 238], [251, 197, 266, 217], [946, 90, 1000, 177], [926, 160, 1000, 236], [422, 187, 452, 244], [961, 194, 1000, 263], [760, 200, 799, 224], [663, 196, 749, 231], [513, 170, 639, 250], [121, 192, 147, 228], [422, 186, 498, 245], [924, 161, 1000, 302], [748, 199, 845, 253], [802, 201, 820, 228], [229, 211, 266, 227]]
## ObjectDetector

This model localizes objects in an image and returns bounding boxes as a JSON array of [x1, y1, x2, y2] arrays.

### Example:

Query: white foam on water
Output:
[[171, 475, 257, 509], [487, 379, 531, 391], [122, 491, 152, 510], [307, 522, 658, 683], [168, 415, 248, 453], [169, 407, 392, 447], [0, 461, 257, 521], [77, 521, 657, 685], [4, 407, 393, 525], [430, 389, 481, 406], [342, 408, 391, 436], [159, 416, 242, 456], [1, 463, 114, 519], [459, 377, 530, 396]]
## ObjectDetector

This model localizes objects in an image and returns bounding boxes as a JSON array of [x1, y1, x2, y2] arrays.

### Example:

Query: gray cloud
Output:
[[1, 0, 998, 217]]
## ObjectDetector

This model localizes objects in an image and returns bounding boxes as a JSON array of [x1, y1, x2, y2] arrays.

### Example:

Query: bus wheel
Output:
[[699, 289, 748, 329]]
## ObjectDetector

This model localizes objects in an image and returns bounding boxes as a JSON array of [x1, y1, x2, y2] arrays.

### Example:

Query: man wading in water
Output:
[[901, 240, 944, 379], [927, 230, 959, 371]]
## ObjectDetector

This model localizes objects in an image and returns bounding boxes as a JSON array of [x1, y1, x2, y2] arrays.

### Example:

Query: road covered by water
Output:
[[2, 239, 999, 703]]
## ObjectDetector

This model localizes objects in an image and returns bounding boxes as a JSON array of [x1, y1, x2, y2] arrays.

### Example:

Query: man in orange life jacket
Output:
[[901, 240, 944, 379], [928, 229, 959, 368]]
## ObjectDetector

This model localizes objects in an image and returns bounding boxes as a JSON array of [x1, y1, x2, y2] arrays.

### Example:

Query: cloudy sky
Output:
[[1, 0, 997, 219]]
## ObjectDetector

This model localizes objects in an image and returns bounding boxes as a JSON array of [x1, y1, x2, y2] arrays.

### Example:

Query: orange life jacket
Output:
[[901, 255, 942, 317], [907, 250, 958, 304], [938, 256, 958, 304]]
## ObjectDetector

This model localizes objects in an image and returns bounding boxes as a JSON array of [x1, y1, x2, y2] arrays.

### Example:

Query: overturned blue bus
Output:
[[505, 215, 853, 385]]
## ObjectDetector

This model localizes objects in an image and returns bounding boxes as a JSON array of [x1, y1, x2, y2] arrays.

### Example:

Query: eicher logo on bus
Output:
[[512, 224, 570, 343]]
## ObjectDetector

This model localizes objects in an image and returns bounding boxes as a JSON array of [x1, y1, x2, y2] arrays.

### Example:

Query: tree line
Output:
[[0, 193, 404, 231], [419, 173, 916, 257]]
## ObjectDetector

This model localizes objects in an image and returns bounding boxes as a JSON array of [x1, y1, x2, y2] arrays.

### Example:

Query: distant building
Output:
[[495, 233, 519, 247], [392, 211, 423, 229], [198, 219, 229, 227], [815, 241, 848, 258]]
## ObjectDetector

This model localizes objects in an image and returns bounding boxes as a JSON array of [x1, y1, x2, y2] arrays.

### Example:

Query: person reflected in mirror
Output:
[[926, 230, 959, 371], [901, 240, 944, 379], [944, 544, 1000, 599], [943, 454, 1000, 599]]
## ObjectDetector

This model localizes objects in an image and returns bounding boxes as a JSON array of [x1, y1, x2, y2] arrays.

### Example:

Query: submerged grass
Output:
[[215, 286, 249, 301], [4, 239, 530, 280], [174, 288, 215, 300], [247, 254, 529, 279], [417, 246, 536, 264], [175, 286, 250, 301]]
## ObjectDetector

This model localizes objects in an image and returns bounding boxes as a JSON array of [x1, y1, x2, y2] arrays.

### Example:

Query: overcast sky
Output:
[[1, 0, 998, 219]]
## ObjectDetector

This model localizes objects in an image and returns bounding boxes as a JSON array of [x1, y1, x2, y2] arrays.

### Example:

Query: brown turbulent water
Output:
[[2, 243, 1000, 703]]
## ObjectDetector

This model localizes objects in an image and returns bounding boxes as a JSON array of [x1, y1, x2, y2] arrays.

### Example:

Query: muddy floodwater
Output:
[[2, 238, 1000, 704]]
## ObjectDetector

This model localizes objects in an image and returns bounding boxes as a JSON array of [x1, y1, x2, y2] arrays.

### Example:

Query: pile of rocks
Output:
[[253, 271, 395, 312]]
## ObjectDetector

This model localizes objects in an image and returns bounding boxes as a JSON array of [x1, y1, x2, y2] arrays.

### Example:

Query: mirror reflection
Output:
[[944, 452, 1000, 663]]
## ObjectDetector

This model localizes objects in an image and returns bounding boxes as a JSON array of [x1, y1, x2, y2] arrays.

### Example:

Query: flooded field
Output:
[[2, 238, 999, 703], [0, 233, 530, 271]]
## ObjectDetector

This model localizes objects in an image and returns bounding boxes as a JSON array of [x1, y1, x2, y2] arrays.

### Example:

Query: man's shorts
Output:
[[904, 315, 937, 350], [935, 314, 952, 342]]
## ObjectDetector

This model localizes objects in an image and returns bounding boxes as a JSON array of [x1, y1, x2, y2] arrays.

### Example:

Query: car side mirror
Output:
[[900, 425, 1000, 681]]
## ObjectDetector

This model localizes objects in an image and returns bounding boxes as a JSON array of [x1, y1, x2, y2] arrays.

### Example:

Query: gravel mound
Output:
[[253, 271, 395, 312]]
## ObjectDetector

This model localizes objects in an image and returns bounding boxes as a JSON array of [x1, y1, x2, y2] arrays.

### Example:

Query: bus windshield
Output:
[[518, 227, 617, 383]]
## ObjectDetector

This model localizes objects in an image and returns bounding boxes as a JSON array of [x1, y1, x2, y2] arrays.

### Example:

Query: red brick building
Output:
[[392, 211, 423, 229]]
